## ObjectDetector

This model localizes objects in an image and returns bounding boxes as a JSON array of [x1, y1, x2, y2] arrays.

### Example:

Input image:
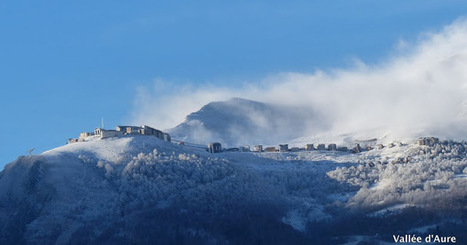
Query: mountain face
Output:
[[0, 134, 466, 244], [168, 98, 327, 147]]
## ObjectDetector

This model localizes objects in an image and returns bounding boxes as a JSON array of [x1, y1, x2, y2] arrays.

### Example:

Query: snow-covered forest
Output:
[[0, 135, 465, 244]]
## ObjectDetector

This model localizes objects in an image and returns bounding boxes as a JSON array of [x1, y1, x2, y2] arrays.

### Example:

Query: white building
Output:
[[79, 132, 93, 140], [253, 145, 263, 152], [94, 128, 123, 139]]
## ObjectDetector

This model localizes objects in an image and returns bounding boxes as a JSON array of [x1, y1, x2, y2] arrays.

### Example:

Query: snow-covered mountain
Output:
[[167, 97, 465, 150], [0, 134, 465, 244], [168, 97, 326, 147]]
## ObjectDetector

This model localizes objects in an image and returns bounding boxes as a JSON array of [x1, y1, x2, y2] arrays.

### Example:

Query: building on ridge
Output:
[[208, 142, 222, 153]]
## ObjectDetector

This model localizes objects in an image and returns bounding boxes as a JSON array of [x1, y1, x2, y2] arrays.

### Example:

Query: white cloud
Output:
[[130, 78, 240, 130], [131, 17, 467, 140]]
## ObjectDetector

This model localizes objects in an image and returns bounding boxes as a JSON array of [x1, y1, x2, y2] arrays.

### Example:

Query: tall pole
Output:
[[101, 117, 104, 129]]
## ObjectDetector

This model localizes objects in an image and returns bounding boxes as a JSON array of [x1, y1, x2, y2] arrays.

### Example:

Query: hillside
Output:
[[0, 135, 465, 244]]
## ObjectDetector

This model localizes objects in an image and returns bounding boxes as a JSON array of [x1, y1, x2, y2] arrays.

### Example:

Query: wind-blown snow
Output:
[[133, 18, 467, 144], [3, 17, 467, 245], [168, 98, 325, 147]]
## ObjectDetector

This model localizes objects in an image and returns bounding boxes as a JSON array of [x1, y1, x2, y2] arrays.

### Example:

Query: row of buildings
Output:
[[208, 140, 410, 154], [215, 143, 347, 153], [251, 143, 346, 153], [417, 137, 439, 146], [68, 125, 171, 144], [202, 137, 441, 154]]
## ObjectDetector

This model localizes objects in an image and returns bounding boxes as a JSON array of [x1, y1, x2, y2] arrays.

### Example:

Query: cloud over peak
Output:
[[131, 17, 467, 142]]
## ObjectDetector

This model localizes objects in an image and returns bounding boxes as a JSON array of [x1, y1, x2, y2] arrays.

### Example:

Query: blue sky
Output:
[[1, 1, 466, 169]]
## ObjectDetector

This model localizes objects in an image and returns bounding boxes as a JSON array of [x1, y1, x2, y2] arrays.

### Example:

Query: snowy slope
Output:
[[167, 97, 326, 147], [0, 134, 465, 244]]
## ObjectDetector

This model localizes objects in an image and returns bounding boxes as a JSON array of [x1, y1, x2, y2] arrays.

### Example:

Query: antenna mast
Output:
[[101, 117, 105, 129], [27, 148, 35, 156]]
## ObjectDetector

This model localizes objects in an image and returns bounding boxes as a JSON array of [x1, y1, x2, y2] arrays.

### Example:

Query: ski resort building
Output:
[[115, 125, 171, 142], [208, 142, 222, 153], [116, 126, 141, 134], [240, 145, 251, 152], [328, 144, 337, 151], [163, 133, 171, 142], [67, 138, 79, 144], [290, 147, 300, 152], [337, 146, 348, 151], [138, 125, 165, 139], [68, 125, 171, 143], [253, 145, 263, 152], [317, 144, 326, 150], [94, 128, 123, 139], [265, 147, 276, 152], [305, 144, 314, 151], [417, 137, 439, 146], [279, 144, 289, 152], [80, 132, 93, 139]]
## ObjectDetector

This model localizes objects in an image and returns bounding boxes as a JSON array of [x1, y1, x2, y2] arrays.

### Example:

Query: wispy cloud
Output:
[[131, 17, 467, 141]]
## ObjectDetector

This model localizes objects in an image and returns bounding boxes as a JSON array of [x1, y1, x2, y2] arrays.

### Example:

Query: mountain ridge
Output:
[[168, 97, 325, 147]]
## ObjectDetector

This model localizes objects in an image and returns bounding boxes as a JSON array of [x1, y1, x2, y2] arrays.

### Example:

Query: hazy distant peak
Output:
[[168, 97, 323, 147]]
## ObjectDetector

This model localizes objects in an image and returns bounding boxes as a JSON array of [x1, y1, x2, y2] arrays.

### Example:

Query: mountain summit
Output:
[[168, 98, 325, 147]]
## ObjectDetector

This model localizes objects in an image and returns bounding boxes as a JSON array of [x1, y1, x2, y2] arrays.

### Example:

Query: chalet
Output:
[[207, 142, 222, 153], [279, 144, 289, 152]]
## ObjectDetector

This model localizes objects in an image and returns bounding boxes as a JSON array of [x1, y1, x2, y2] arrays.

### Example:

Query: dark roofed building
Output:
[[208, 142, 222, 153]]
